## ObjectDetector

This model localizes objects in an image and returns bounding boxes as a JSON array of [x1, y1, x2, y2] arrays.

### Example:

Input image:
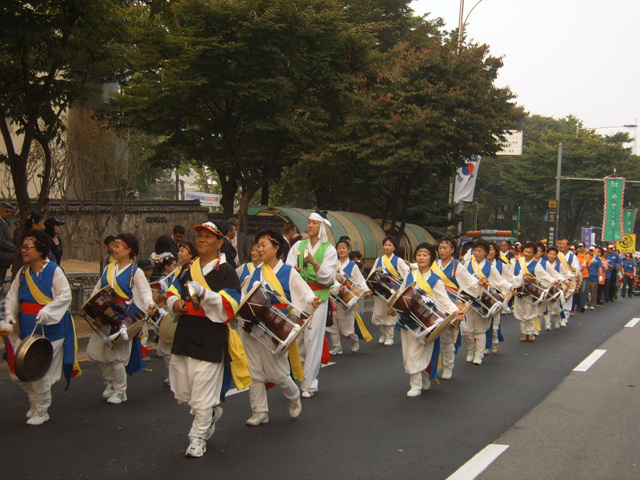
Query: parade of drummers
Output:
[[1, 1, 640, 478]]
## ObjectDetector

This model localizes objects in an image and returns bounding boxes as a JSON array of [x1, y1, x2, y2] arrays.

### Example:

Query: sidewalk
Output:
[[468, 316, 640, 480]]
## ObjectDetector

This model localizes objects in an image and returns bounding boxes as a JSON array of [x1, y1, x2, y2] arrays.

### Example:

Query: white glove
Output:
[[35, 311, 48, 325], [189, 281, 204, 298], [599, 276, 603, 283], [0, 321, 13, 334]]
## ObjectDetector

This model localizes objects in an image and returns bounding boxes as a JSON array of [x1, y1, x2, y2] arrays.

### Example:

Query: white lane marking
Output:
[[573, 349, 607, 372], [625, 318, 640, 328], [447, 444, 509, 480], [225, 387, 249, 397]]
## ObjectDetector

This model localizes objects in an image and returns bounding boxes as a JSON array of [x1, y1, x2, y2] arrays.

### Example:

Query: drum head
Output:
[[158, 314, 176, 343], [423, 312, 457, 347], [14, 334, 54, 382], [111, 319, 146, 350], [80, 286, 122, 321], [236, 281, 264, 314]]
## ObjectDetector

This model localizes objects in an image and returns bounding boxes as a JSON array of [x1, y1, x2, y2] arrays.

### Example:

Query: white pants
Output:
[[462, 309, 490, 361], [298, 300, 327, 393], [242, 330, 299, 413], [439, 326, 457, 370], [87, 331, 132, 394], [169, 354, 224, 440], [400, 328, 435, 375], [326, 305, 356, 338], [514, 297, 537, 335], [11, 336, 64, 411], [371, 299, 397, 326]]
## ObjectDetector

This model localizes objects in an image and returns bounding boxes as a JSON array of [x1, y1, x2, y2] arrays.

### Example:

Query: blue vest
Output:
[[249, 264, 294, 309], [514, 259, 538, 277]]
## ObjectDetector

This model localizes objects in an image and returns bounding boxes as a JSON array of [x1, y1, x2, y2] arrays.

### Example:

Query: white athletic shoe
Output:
[[205, 406, 223, 439], [107, 392, 127, 405], [26, 402, 36, 419], [245, 412, 269, 426], [26, 410, 49, 426], [440, 368, 453, 380], [185, 437, 206, 458], [288, 397, 302, 418], [383, 336, 394, 346], [329, 346, 343, 355], [102, 381, 115, 399], [406, 388, 422, 398], [350, 336, 360, 353]]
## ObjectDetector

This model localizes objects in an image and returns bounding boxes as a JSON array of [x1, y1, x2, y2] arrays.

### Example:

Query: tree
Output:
[[112, 0, 374, 230], [0, 0, 131, 246]]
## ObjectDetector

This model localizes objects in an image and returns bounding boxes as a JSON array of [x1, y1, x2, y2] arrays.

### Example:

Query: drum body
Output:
[[387, 282, 456, 346], [80, 287, 146, 349], [366, 269, 402, 305], [237, 282, 310, 358], [332, 272, 365, 311], [516, 278, 548, 305]]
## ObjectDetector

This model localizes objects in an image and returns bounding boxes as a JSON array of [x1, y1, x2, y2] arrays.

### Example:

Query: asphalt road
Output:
[[1, 297, 638, 480]]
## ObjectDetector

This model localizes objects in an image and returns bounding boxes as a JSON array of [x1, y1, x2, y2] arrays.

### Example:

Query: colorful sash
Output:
[[382, 254, 401, 280], [431, 260, 458, 291], [260, 263, 303, 382]]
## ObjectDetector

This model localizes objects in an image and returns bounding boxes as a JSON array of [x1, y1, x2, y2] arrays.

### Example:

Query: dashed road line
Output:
[[625, 318, 640, 328], [573, 349, 606, 372], [447, 443, 509, 480]]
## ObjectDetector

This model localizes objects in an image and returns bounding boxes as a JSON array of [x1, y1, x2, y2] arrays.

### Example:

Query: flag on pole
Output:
[[602, 177, 625, 241], [453, 158, 481, 203], [623, 208, 637, 234]]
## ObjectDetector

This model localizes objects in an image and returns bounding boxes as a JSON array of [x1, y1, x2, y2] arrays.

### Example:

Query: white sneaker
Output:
[[301, 390, 315, 399], [185, 437, 206, 458], [350, 336, 360, 353], [329, 347, 343, 355], [245, 412, 269, 426], [205, 406, 223, 439], [440, 368, 452, 380], [473, 354, 483, 365], [466, 351, 474, 363], [383, 336, 394, 346], [590, 306, 595, 310], [102, 381, 115, 399], [406, 388, 422, 398], [492, 344, 499, 355], [107, 392, 127, 404], [288, 396, 302, 418], [26, 402, 36, 419], [422, 378, 431, 391], [378, 335, 385, 344], [26, 410, 49, 426]]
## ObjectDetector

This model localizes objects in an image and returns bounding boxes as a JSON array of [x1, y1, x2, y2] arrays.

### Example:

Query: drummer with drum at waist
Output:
[[398, 243, 464, 398], [368, 236, 411, 346], [462, 239, 515, 366], [0, 229, 78, 426], [240, 227, 320, 426], [87, 233, 156, 405], [431, 236, 483, 380], [285, 211, 337, 399]]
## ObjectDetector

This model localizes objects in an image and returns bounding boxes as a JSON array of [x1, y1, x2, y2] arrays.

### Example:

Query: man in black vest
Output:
[[167, 221, 241, 458]]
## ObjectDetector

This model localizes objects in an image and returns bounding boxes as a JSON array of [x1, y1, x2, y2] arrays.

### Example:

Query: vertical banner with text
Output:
[[623, 208, 637, 234], [602, 177, 625, 241]]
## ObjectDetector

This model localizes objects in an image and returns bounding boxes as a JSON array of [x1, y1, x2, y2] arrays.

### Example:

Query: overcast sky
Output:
[[411, 0, 640, 141]]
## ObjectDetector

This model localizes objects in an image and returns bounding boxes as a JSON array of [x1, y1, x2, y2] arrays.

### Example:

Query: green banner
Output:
[[602, 177, 625, 241], [624, 208, 637, 234]]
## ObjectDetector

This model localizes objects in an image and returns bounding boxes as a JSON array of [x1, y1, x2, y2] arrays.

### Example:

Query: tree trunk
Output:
[[261, 182, 269, 206], [238, 186, 258, 233], [217, 168, 238, 215]]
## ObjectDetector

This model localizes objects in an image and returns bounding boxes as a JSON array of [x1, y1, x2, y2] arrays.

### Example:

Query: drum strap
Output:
[[431, 261, 458, 291], [189, 258, 240, 321], [383, 254, 401, 280], [105, 263, 130, 300], [24, 266, 53, 305], [414, 270, 435, 297], [261, 263, 304, 382]]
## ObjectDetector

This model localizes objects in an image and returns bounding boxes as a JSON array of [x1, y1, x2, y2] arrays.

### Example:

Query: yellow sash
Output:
[[431, 260, 458, 291], [518, 258, 534, 276], [354, 304, 372, 342], [382, 255, 401, 280], [24, 266, 53, 305], [558, 252, 571, 270], [261, 264, 304, 382], [471, 259, 487, 279], [499, 253, 511, 264], [106, 262, 130, 300], [191, 258, 251, 390], [414, 270, 435, 297]]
